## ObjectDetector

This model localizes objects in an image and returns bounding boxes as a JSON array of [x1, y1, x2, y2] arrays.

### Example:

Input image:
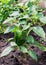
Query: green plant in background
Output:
[[0, 0, 18, 33], [0, 0, 46, 61]]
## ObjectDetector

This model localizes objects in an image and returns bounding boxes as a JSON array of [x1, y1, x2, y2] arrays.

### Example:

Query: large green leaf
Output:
[[28, 50, 37, 61], [27, 35, 34, 44], [20, 46, 28, 53], [39, 17, 46, 24], [0, 46, 13, 57], [34, 41, 46, 51], [32, 26, 45, 38]]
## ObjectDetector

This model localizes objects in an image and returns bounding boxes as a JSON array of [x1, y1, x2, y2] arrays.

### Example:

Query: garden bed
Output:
[[0, 0, 46, 65]]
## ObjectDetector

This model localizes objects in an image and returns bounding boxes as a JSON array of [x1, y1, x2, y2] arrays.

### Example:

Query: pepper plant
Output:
[[0, 0, 46, 61]]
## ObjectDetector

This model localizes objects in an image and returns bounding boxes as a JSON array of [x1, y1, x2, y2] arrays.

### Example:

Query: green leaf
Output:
[[0, 46, 13, 57], [37, 13, 43, 18], [17, 3, 24, 6], [32, 26, 45, 38], [20, 46, 28, 53], [14, 30, 26, 46], [44, 48, 46, 51], [4, 26, 14, 33], [19, 20, 27, 25], [10, 42, 17, 47], [4, 26, 19, 33], [31, 5, 37, 15], [3, 18, 13, 24], [23, 14, 29, 19], [39, 17, 46, 24], [23, 23, 30, 30], [28, 50, 37, 61], [34, 41, 46, 51], [27, 35, 34, 44], [10, 11, 20, 17], [27, 1, 32, 7]]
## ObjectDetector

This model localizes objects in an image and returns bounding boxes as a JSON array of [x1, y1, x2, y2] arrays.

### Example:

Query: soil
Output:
[[0, 26, 46, 65]]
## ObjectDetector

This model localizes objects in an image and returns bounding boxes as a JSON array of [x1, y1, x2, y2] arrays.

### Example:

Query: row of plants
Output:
[[0, 0, 46, 61]]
